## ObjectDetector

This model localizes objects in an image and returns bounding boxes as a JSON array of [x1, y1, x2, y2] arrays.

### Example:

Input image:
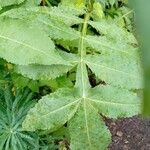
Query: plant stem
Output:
[[79, 12, 91, 57], [42, 0, 46, 6], [42, 0, 51, 7], [76, 1, 92, 97], [45, 0, 51, 7], [78, 0, 93, 56]]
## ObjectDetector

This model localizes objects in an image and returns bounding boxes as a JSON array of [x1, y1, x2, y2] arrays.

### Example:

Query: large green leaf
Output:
[[44, 6, 84, 26], [23, 85, 140, 149], [11, 1, 142, 149], [85, 53, 142, 89], [0, 18, 67, 65], [2, 6, 83, 26], [85, 35, 139, 60], [23, 88, 81, 131], [89, 20, 137, 44], [23, 0, 41, 7], [16, 64, 74, 80], [39, 18, 80, 41], [0, 0, 24, 8], [1, 6, 83, 54], [69, 101, 111, 150], [16, 51, 79, 80], [1, 7, 81, 42], [89, 85, 141, 118], [86, 20, 140, 62]]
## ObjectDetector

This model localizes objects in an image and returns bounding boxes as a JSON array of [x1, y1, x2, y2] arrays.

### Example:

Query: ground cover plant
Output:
[[0, 0, 143, 149], [0, 85, 36, 150]]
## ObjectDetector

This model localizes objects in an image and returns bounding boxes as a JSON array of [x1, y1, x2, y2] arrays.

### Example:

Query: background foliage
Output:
[[130, 0, 150, 116], [0, 0, 143, 149]]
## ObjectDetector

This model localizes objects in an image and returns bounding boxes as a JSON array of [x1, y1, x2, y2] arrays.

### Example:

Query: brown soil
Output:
[[105, 116, 150, 150]]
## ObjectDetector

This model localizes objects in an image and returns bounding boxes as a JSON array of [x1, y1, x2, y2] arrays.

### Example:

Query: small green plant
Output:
[[0, 0, 142, 149], [0, 85, 36, 150]]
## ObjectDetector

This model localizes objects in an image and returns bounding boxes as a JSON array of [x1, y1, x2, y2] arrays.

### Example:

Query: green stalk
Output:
[[45, 0, 51, 7], [78, 0, 93, 56], [77, 1, 92, 98], [79, 12, 91, 57]]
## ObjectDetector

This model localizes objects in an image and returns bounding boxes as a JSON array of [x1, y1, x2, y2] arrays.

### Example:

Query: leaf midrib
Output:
[[77, 11, 93, 150], [40, 98, 81, 118], [83, 98, 92, 149], [0, 34, 48, 56]]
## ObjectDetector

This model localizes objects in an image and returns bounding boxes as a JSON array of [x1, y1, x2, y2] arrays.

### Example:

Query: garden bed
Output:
[[106, 116, 150, 150]]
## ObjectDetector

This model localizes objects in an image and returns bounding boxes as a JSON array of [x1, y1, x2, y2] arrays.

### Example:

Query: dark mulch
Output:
[[105, 116, 150, 150]]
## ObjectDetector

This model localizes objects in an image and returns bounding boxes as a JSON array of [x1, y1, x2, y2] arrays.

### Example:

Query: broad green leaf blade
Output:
[[89, 20, 137, 44], [1, 7, 81, 41], [75, 63, 91, 97], [58, 51, 80, 63], [23, 89, 81, 131], [86, 20, 139, 60], [23, 0, 41, 7], [0, 18, 66, 65], [16, 64, 74, 80], [2, 6, 83, 26], [88, 85, 141, 118], [1, 7, 81, 47], [85, 35, 139, 60], [16, 51, 79, 80], [46, 6, 84, 26], [85, 54, 142, 89], [59, 5, 85, 16], [40, 18, 80, 41], [69, 100, 111, 150], [0, 0, 24, 8]]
